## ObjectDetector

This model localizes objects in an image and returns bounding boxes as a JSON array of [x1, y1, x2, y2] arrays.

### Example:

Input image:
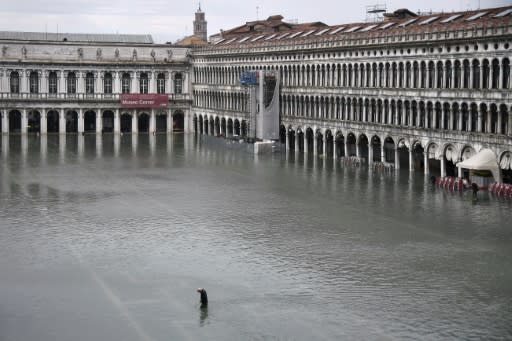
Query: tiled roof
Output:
[[0, 31, 154, 44], [208, 6, 512, 48]]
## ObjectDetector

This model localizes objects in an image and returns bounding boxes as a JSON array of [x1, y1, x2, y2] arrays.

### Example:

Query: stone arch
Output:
[[120, 112, 132, 133], [66, 110, 78, 133], [102, 111, 114, 133], [357, 133, 369, 161], [443, 143, 458, 177], [426, 142, 441, 175], [383, 136, 395, 164], [27, 110, 41, 133], [173, 110, 184, 132], [138, 112, 150, 133], [305, 127, 314, 153], [84, 110, 96, 133], [315, 129, 324, 155], [8, 110, 22, 133], [335, 131, 345, 158]]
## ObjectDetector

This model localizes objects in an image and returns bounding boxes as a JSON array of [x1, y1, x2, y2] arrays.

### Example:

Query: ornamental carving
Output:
[[167, 49, 173, 59], [150, 49, 156, 61], [77, 48, 84, 59], [21, 46, 27, 58], [2, 46, 7, 57], [132, 49, 137, 61], [96, 48, 102, 60], [114, 48, 120, 60]]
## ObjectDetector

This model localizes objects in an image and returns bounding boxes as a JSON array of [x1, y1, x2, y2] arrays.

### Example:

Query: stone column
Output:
[[285, 129, 290, 151], [149, 72, 155, 93], [41, 110, 47, 134], [440, 157, 446, 178], [323, 136, 327, 157], [21, 70, 28, 94], [96, 111, 102, 134], [1, 111, 7, 134], [77, 108, 84, 134], [113, 72, 120, 94], [95, 71, 102, 94], [131, 112, 138, 133], [150, 109, 156, 133], [114, 109, 120, 134], [167, 110, 173, 133], [21, 109, 27, 134], [333, 139, 337, 159], [395, 148, 400, 170], [381, 144, 385, 164], [424, 151, 429, 175], [409, 148, 414, 171], [304, 134, 309, 154], [313, 134, 318, 156], [477, 109, 483, 133], [59, 109, 66, 134], [131, 72, 137, 94], [59, 71, 65, 94], [368, 144, 373, 167], [344, 140, 348, 158], [77, 72, 84, 94]]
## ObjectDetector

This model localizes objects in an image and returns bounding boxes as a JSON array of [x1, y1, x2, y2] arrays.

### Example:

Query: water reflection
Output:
[[199, 306, 209, 327], [0, 133, 511, 340]]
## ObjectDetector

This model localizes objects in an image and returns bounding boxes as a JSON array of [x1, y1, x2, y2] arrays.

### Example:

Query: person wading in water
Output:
[[197, 288, 208, 307]]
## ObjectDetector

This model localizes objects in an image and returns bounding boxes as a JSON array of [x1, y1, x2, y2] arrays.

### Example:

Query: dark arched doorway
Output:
[[121, 113, 132, 133], [66, 111, 78, 133], [47, 110, 59, 133], [173, 111, 184, 132], [84, 111, 96, 133], [102, 111, 114, 133], [9, 110, 22, 133], [27, 110, 41, 133], [138, 113, 150, 133]]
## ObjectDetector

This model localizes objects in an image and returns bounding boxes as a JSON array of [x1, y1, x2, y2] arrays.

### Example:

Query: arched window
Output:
[[67, 72, 77, 94], [29, 71, 39, 94], [139, 73, 149, 94], [157, 73, 166, 94], [463, 60, 470, 88], [436, 62, 443, 88], [121, 73, 131, 94], [85, 72, 95, 94], [48, 72, 58, 94], [491, 59, 499, 89], [472, 59, 480, 89], [482, 59, 490, 89], [454, 61, 461, 89], [10, 71, 20, 94], [103, 72, 113, 94], [445, 61, 452, 88], [174, 73, 183, 94]]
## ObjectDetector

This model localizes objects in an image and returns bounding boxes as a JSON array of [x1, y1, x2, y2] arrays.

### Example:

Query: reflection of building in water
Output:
[[1, 5, 511, 181]]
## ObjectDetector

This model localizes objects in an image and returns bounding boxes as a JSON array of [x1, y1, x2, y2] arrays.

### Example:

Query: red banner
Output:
[[120, 94, 169, 109]]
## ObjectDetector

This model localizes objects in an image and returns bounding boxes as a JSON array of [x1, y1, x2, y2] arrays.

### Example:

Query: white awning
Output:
[[456, 148, 501, 182]]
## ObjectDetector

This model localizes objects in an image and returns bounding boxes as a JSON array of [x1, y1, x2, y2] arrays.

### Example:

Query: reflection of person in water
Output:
[[197, 288, 208, 306]]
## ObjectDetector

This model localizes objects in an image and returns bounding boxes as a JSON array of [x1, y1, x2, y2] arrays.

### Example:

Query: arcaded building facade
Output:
[[1, 6, 511, 181], [0, 32, 192, 135], [192, 7, 512, 180]]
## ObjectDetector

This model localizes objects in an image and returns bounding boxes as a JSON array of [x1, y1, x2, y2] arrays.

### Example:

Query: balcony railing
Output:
[[0, 92, 191, 101]]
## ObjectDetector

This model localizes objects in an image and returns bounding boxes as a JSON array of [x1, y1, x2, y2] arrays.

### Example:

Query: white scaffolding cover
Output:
[[456, 149, 501, 182]]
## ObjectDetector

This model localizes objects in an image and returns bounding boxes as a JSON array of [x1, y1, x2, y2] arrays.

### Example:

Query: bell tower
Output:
[[193, 3, 208, 41]]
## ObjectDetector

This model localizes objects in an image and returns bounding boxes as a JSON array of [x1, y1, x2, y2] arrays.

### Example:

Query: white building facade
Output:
[[0, 32, 193, 135], [191, 7, 512, 179]]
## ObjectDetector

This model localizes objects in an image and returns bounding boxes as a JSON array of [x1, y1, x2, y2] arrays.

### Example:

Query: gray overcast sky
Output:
[[0, 0, 509, 43]]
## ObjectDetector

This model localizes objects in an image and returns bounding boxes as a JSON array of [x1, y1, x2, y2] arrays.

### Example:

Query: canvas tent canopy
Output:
[[456, 148, 501, 182]]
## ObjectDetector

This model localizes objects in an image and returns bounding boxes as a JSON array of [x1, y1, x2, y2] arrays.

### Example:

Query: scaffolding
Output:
[[366, 4, 386, 22]]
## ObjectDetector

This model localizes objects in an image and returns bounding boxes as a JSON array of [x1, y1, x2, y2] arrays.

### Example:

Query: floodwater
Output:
[[0, 134, 511, 341]]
